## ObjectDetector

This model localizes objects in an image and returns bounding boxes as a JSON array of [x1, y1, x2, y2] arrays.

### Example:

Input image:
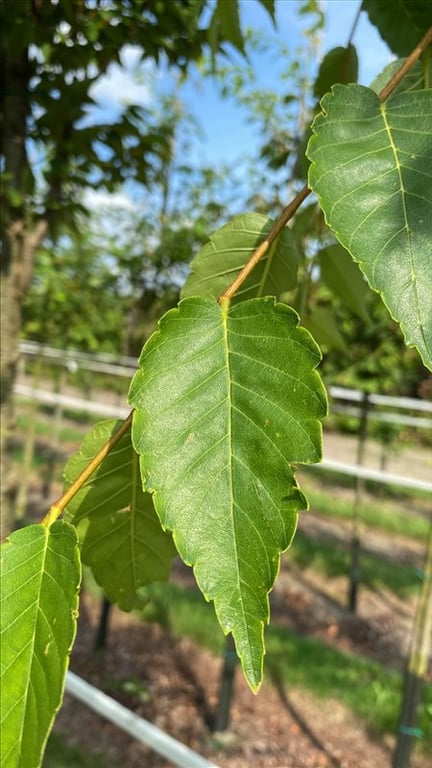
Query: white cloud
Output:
[[89, 45, 154, 109], [83, 188, 137, 211]]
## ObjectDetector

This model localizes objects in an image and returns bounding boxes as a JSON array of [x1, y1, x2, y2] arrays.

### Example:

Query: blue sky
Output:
[[86, 0, 393, 211], [176, 0, 392, 166]]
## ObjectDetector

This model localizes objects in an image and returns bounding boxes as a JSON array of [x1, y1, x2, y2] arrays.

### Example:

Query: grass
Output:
[[298, 473, 430, 542], [288, 530, 423, 597], [301, 463, 432, 503], [15, 411, 90, 445], [44, 732, 108, 767], [138, 582, 432, 746]]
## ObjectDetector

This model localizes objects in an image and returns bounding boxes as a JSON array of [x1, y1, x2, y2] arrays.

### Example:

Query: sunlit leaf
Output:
[[370, 59, 426, 96], [129, 296, 327, 691], [181, 213, 299, 303], [307, 84, 432, 370], [1, 522, 80, 768], [64, 419, 176, 611]]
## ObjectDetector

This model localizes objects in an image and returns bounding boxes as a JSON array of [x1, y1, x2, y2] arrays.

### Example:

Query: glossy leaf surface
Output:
[[64, 420, 176, 610], [129, 297, 327, 690], [307, 85, 432, 370], [1, 522, 80, 768], [181, 213, 299, 303]]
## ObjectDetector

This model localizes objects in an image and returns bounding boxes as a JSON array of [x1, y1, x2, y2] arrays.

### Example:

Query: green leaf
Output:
[[1, 522, 80, 768], [302, 306, 348, 353], [64, 419, 176, 611], [370, 59, 426, 96], [318, 244, 371, 324], [257, 0, 276, 23], [296, 45, 358, 180], [362, 0, 431, 57], [307, 85, 432, 371], [129, 297, 327, 691], [181, 213, 299, 303], [211, 0, 245, 55], [314, 45, 358, 99]]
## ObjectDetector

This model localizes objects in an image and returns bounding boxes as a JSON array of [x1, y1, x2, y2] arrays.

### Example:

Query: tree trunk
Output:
[[1, 35, 47, 537]]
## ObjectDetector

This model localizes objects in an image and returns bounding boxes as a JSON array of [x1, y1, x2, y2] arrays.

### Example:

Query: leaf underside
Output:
[[318, 243, 371, 325], [181, 213, 299, 303], [0, 522, 80, 768], [129, 296, 327, 691], [64, 419, 176, 611], [362, 0, 431, 57], [307, 84, 432, 371]]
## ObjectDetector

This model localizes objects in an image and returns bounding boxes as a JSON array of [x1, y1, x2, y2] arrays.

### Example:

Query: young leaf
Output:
[[307, 85, 432, 371], [318, 244, 371, 325], [63, 419, 176, 611], [181, 213, 299, 303], [362, 0, 431, 57], [1, 522, 80, 768], [370, 59, 425, 96], [129, 296, 327, 691]]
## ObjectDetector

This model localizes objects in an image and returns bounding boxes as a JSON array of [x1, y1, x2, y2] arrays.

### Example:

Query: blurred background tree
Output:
[[0, 0, 275, 535]]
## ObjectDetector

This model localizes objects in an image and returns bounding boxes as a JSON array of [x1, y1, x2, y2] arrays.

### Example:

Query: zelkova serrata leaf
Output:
[[370, 59, 426, 97], [0, 522, 80, 768], [129, 297, 327, 691], [181, 213, 299, 303], [63, 419, 177, 611], [362, 0, 431, 57], [307, 84, 432, 371]]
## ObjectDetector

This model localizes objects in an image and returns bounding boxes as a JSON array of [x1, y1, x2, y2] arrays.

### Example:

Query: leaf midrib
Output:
[[18, 529, 50, 767], [380, 102, 425, 348]]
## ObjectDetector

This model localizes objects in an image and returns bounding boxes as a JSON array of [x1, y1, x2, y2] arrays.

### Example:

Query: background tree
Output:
[[0, 0, 275, 536]]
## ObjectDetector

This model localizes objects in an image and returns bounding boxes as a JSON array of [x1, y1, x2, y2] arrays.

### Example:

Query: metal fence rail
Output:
[[65, 672, 221, 768], [19, 341, 432, 425], [15, 385, 432, 494]]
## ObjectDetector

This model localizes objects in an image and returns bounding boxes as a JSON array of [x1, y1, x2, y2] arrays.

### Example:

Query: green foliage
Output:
[[370, 59, 426, 95], [0, 523, 80, 768], [63, 419, 176, 610], [307, 84, 432, 371], [182, 213, 299, 302], [129, 296, 327, 690], [313, 44, 358, 99], [362, 0, 432, 56], [3, 3, 432, 764], [318, 244, 371, 325]]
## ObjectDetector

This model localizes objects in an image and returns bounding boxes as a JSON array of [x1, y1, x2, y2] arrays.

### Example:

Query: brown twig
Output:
[[379, 26, 432, 102], [41, 410, 134, 526], [218, 184, 310, 303], [39, 30, 432, 526], [218, 27, 432, 306]]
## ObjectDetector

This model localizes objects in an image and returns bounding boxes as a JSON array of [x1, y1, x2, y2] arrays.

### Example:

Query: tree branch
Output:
[[218, 28, 432, 305], [218, 184, 310, 303], [41, 410, 134, 527], [379, 26, 432, 103]]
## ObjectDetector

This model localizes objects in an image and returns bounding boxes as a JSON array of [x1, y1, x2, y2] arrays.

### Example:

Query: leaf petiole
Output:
[[40, 410, 134, 527]]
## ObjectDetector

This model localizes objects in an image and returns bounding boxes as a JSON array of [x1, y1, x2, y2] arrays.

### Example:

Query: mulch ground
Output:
[[51, 508, 431, 768]]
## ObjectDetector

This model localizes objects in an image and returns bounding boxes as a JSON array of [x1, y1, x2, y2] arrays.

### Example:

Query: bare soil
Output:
[[15, 397, 431, 768], [49, 505, 431, 768]]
